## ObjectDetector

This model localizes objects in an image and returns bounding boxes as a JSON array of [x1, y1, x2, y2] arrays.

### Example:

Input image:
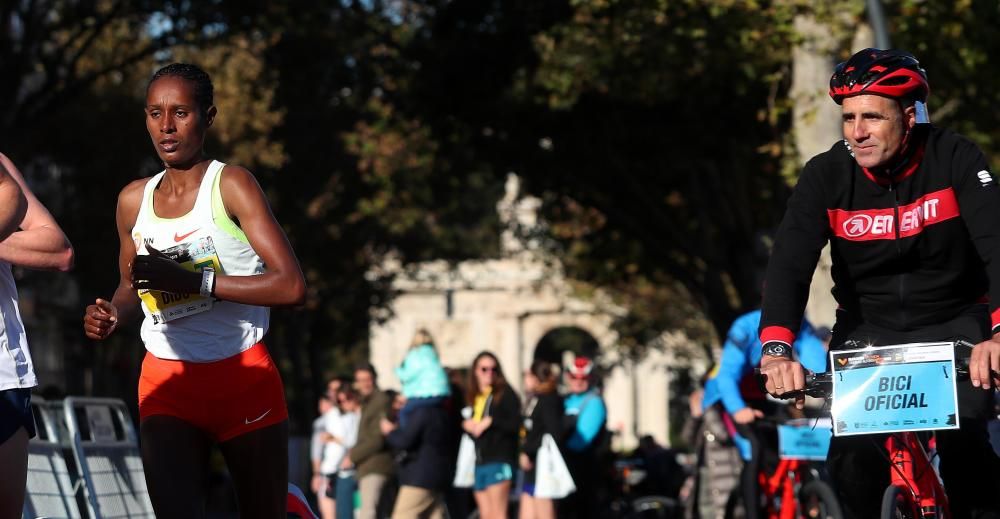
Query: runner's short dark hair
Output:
[[148, 63, 214, 114]]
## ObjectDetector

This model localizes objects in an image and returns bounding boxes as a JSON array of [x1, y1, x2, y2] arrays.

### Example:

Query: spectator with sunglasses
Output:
[[463, 351, 520, 519]]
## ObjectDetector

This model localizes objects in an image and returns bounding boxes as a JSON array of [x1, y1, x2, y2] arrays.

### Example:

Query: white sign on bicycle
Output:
[[829, 342, 959, 436]]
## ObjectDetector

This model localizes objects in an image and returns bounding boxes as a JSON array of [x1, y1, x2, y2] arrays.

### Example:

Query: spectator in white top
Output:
[[327, 386, 362, 519], [313, 378, 344, 519]]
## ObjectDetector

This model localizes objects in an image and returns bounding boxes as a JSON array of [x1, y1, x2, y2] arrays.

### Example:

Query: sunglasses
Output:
[[478, 365, 498, 374]]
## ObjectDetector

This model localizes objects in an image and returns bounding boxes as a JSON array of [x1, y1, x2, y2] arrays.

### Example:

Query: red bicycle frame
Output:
[[885, 433, 950, 518], [757, 457, 802, 519]]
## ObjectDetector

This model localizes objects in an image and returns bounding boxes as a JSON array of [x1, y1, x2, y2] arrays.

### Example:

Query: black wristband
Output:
[[761, 341, 792, 359]]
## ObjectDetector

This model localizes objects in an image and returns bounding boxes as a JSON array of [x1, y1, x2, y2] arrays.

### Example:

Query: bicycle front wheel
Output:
[[798, 480, 843, 519], [880, 485, 915, 519]]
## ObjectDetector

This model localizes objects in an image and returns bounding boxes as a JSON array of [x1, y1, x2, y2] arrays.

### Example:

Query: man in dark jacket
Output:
[[382, 399, 457, 518], [345, 364, 396, 519], [758, 48, 1000, 518]]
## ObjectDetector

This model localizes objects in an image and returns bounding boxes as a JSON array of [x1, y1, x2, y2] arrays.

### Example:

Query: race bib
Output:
[[830, 342, 959, 436], [138, 236, 223, 324]]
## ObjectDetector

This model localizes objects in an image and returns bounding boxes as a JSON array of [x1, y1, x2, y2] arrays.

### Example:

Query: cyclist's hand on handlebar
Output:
[[732, 407, 764, 424], [970, 335, 1000, 390], [759, 356, 807, 409]]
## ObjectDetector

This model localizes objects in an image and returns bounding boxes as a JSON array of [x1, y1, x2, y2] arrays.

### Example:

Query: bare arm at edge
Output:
[[0, 153, 73, 271], [0, 159, 26, 244]]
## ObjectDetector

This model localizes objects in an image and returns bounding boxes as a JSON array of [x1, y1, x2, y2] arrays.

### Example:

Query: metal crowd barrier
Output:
[[22, 396, 83, 518], [22, 397, 153, 519]]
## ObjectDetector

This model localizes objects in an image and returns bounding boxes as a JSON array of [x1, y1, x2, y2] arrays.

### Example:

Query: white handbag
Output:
[[453, 433, 476, 488], [533, 433, 576, 499]]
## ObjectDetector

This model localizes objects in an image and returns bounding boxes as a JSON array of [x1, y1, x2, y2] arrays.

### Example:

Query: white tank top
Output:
[[132, 160, 269, 362], [0, 260, 35, 390]]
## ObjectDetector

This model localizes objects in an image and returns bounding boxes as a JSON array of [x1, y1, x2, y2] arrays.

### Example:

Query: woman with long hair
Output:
[[464, 352, 520, 519], [519, 360, 565, 519]]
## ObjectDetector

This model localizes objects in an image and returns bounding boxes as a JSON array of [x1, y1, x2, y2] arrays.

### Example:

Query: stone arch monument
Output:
[[368, 175, 706, 449]]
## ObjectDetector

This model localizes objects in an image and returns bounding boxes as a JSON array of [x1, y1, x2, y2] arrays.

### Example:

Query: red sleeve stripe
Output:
[[760, 326, 795, 346], [991, 308, 1000, 334]]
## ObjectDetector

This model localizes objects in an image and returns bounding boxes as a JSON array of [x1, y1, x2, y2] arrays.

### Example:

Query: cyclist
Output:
[[758, 48, 1000, 518], [702, 308, 826, 519]]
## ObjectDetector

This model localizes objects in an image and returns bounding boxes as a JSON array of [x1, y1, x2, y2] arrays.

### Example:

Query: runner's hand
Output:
[[83, 298, 118, 340], [732, 407, 764, 424], [970, 336, 1000, 390], [759, 356, 806, 409], [130, 243, 200, 293]]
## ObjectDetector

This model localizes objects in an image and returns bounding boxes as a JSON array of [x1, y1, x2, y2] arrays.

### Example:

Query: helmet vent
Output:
[[878, 76, 910, 86]]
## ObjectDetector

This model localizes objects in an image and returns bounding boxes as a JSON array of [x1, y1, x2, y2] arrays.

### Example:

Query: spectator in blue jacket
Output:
[[559, 357, 608, 519], [395, 329, 450, 428], [702, 309, 827, 519]]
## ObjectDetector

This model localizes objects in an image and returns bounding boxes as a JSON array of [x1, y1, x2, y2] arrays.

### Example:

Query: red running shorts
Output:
[[138, 342, 288, 442]]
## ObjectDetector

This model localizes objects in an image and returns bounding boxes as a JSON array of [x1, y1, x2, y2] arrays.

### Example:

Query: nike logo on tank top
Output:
[[131, 161, 268, 362]]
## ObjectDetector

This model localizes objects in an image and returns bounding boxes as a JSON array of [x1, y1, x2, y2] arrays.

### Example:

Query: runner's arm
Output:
[[83, 182, 144, 340], [0, 154, 73, 270], [0, 158, 26, 243], [211, 165, 305, 306]]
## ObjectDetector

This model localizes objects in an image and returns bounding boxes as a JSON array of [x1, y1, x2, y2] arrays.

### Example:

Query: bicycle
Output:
[[722, 415, 842, 519], [763, 340, 993, 519]]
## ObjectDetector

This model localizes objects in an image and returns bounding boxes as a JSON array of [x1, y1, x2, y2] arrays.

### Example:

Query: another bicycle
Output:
[[723, 415, 842, 519]]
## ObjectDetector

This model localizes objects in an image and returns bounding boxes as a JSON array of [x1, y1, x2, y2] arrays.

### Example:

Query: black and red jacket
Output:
[[759, 126, 1000, 348]]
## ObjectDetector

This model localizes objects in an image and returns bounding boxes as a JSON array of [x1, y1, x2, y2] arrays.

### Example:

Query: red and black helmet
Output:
[[829, 48, 929, 105]]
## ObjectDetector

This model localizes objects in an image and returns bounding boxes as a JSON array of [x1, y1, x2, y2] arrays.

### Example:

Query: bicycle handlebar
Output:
[[754, 339, 990, 401]]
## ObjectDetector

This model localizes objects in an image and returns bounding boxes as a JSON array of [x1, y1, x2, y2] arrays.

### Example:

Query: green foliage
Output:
[[499, 0, 803, 341], [889, 0, 1000, 171], [10, 0, 1000, 432]]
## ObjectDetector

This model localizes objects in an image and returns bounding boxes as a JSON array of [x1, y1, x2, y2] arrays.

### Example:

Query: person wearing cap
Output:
[[757, 48, 1000, 517], [559, 357, 608, 519]]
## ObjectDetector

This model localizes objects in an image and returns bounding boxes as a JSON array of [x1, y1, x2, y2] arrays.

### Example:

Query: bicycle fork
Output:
[[758, 458, 801, 519], [886, 434, 951, 519]]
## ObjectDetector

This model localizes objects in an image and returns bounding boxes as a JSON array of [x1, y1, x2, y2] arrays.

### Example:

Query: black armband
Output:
[[761, 341, 792, 359]]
